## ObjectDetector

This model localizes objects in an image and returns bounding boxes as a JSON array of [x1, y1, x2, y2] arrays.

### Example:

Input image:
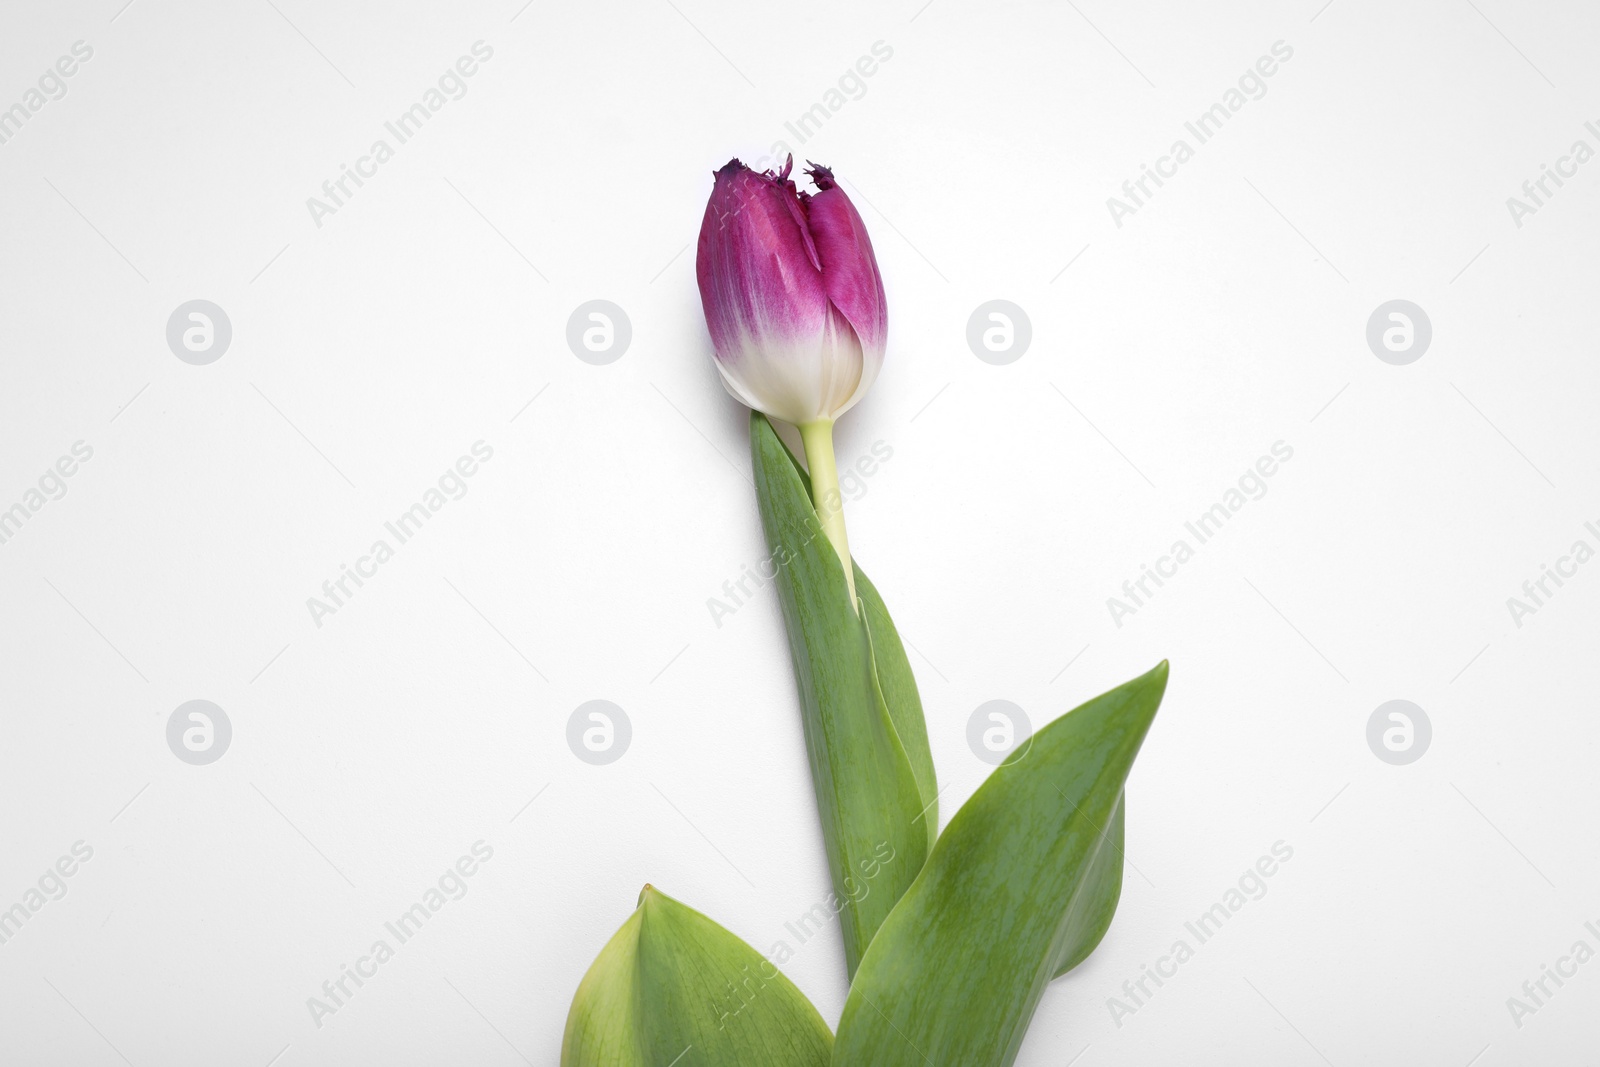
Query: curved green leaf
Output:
[[832, 662, 1169, 1067], [561, 886, 831, 1066], [765, 418, 938, 844], [751, 411, 935, 976], [1053, 791, 1123, 977], [856, 568, 938, 854]]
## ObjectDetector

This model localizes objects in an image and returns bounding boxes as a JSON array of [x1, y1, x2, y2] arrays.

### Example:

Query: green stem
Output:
[[798, 418, 857, 608]]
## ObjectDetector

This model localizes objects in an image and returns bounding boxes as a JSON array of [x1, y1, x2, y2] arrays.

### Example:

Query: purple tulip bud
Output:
[[696, 156, 887, 426]]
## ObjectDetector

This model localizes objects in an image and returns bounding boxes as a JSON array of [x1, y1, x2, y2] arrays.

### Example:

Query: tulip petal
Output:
[[697, 161, 830, 398], [804, 164, 887, 360]]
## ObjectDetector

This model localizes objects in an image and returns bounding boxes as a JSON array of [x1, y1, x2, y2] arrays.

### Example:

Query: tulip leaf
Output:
[[561, 886, 832, 1067], [1052, 791, 1124, 977], [855, 567, 938, 855], [766, 422, 938, 847], [831, 662, 1168, 1067], [751, 411, 936, 977]]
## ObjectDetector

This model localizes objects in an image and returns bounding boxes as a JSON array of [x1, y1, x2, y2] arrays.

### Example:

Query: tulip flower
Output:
[[696, 156, 886, 601], [556, 158, 1173, 1062]]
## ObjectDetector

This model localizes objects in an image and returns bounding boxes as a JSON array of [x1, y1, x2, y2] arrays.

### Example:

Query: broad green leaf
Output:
[[832, 662, 1169, 1067], [751, 411, 936, 976], [561, 886, 831, 1067]]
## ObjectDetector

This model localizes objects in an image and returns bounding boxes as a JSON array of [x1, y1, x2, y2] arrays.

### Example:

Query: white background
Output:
[[1, 0, 1597, 1064]]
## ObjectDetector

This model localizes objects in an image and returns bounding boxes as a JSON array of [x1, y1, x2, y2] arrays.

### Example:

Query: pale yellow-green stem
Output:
[[797, 418, 857, 608]]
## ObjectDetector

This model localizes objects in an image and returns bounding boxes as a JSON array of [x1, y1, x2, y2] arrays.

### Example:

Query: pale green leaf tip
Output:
[[1139, 658, 1170, 690]]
